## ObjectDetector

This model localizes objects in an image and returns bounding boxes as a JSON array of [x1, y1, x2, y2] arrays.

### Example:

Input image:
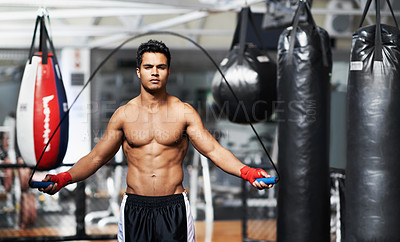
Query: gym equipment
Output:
[[276, 1, 332, 242], [211, 7, 277, 123], [255, 177, 277, 184], [345, 0, 400, 241], [30, 181, 53, 188], [16, 12, 68, 171]]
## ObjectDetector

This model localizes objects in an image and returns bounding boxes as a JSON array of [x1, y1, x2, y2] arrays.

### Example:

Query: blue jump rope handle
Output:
[[256, 177, 277, 185], [30, 181, 54, 188]]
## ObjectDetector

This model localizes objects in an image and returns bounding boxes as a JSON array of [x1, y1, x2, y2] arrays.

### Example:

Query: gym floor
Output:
[[1, 220, 277, 242]]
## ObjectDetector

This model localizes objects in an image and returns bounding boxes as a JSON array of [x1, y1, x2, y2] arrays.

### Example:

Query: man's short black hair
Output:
[[137, 39, 171, 68]]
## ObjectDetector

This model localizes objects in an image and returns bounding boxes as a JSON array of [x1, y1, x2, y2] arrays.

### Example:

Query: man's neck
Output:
[[139, 89, 168, 111]]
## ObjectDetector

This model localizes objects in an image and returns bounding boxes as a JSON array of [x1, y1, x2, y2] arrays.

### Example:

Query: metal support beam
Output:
[[88, 10, 210, 48]]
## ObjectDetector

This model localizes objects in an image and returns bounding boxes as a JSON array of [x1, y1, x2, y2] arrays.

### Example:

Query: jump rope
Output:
[[29, 31, 280, 188]]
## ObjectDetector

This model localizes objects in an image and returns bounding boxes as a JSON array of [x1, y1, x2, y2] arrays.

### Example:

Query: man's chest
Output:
[[123, 114, 187, 146]]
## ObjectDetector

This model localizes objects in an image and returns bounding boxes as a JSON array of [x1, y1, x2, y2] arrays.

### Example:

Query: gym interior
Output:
[[1, 0, 399, 241]]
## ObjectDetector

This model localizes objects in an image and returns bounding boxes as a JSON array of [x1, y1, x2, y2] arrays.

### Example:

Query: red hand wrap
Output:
[[47, 171, 72, 192], [240, 166, 264, 184]]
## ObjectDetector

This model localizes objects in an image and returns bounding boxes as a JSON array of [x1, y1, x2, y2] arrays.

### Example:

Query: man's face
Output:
[[136, 52, 170, 93]]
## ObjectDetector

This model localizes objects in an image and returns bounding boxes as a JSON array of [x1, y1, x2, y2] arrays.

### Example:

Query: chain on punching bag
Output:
[[16, 13, 69, 171], [276, 2, 332, 242], [345, 0, 400, 241]]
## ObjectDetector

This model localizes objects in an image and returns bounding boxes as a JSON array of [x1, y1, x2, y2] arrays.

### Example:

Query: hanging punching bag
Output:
[[345, 0, 400, 241], [211, 7, 276, 123], [16, 15, 69, 170], [276, 2, 331, 242]]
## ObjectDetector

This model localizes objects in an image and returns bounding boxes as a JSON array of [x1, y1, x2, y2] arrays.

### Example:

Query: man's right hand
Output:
[[39, 171, 72, 195], [240, 165, 273, 189]]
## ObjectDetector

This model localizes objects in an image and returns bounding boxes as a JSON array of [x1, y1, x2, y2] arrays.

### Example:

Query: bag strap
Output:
[[303, 1, 329, 67], [28, 16, 40, 64], [237, 7, 249, 65], [231, 7, 244, 50], [230, 7, 266, 51], [287, 1, 328, 66], [386, 0, 399, 28], [27, 14, 63, 81], [28, 14, 60, 66], [359, 0, 398, 62], [43, 17, 63, 81], [359, 0, 373, 28], [289, 0, 316, 27], [39, 17, 49, 65], [359, 0, 398, 29], [247, 7, 266, 50], [287, 2, 303, 65], [42, 18, 60, 67], [375, 0, 383, 61], [358, 0, 380, 61], [37, 16, 63, 83]]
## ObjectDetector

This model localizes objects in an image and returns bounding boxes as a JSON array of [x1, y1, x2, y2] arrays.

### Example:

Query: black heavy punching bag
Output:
[[277, 2, 331, 242], [212, 7, 276, 123], [345, 0, 400, 241]]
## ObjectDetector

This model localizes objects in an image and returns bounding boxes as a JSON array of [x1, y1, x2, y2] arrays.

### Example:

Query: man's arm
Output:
[[40, 107, 125, 194], [184, 103, 272, 189]]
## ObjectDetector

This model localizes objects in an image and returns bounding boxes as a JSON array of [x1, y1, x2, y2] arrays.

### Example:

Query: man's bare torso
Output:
[[120, 95, 189, 196]]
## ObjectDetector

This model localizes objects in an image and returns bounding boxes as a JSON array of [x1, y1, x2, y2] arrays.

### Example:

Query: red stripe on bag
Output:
[[33, 53, 61, 169]]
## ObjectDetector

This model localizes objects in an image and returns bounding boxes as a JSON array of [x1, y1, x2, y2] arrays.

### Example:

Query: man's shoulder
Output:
[[167, 95, 195, 111], [111, 98, 140, 120], [122, 98, 140, 110], [167, 95, 182, 104]]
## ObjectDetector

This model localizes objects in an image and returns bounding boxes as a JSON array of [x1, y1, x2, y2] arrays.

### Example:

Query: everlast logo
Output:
[[42, 95, 54, 151]]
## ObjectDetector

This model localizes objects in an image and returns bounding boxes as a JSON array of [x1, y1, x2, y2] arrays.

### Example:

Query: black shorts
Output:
[[118, 192, 195, 242]]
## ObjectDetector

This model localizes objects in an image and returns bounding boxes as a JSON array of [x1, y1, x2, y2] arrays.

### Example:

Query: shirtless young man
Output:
[[39, 39, 273, 242]]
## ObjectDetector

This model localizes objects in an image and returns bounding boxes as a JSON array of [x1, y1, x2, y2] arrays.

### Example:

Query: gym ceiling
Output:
[[0, 0, 399, 49]]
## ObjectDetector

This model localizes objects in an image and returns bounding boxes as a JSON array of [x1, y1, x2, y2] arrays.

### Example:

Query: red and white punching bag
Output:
[[16, 15, 69, 170]]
